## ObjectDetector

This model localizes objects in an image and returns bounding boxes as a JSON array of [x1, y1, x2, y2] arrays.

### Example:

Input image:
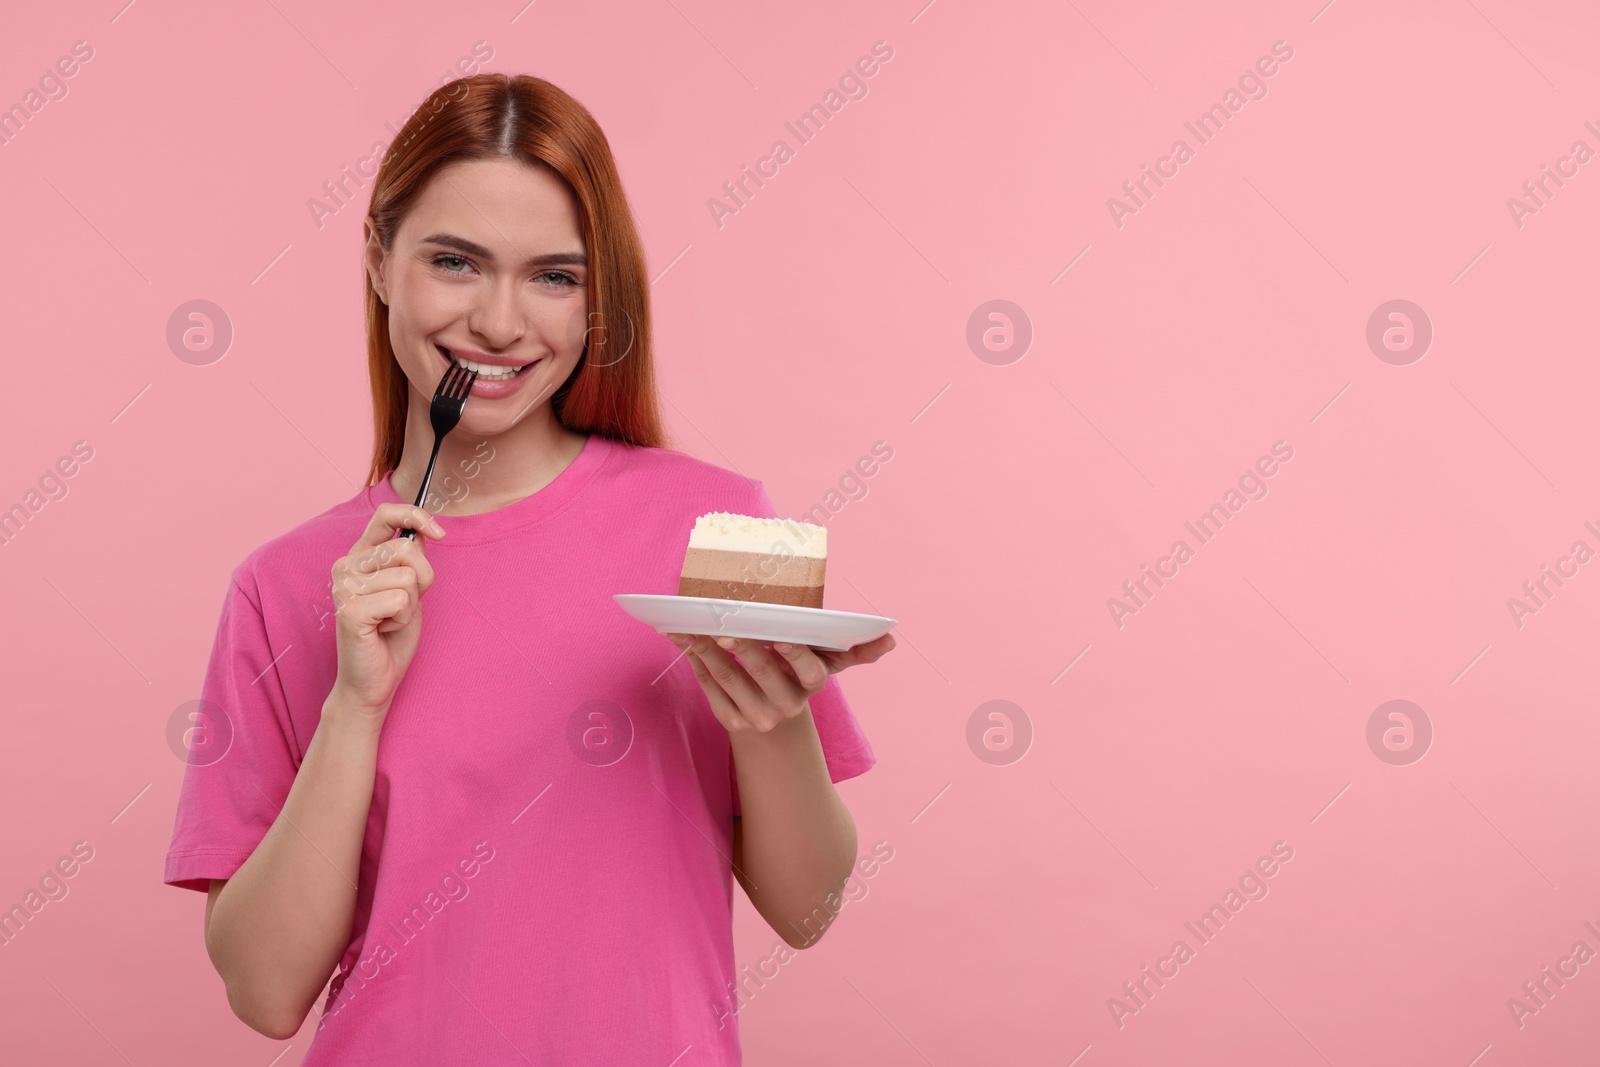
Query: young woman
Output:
[[164, 73, 894, 1064]]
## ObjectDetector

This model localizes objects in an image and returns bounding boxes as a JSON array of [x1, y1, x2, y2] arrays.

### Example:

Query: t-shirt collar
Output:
[[366, 432, 612, 545]]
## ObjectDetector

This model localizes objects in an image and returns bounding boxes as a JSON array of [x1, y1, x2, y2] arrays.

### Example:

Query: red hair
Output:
[[361, 73, 667, 486]]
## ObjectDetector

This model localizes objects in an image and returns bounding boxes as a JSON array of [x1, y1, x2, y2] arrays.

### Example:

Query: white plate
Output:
[[613, 594, 896, 652]]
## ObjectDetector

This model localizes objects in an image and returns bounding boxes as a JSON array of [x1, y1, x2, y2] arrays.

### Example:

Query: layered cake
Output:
[[678, 512, 827, 608]]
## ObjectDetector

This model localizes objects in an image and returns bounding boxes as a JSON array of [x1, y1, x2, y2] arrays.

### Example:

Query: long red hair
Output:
[[362, 73, 667, 486]]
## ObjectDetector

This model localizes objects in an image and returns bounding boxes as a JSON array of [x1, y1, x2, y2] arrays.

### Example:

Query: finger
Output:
[[661, 633, 697, 670], [337, 581, 419, 635], [347, 535, 436, 593], [715, 636, 818, 710], [375, 612, 414, 634], [680, 644, 749, 732], [334, 567, 419, 624], [692, 638, 783, 732], [765, 641, 831, 693], [812, 632, 898, 674], [354, 503, 445, 551], [340, 588, 412, 635], [856, 632, 898, 660]]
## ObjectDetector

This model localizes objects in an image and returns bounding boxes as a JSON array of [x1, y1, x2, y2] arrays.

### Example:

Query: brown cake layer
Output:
[[679, 547, 825, 609], [677, 576, 822, 608]]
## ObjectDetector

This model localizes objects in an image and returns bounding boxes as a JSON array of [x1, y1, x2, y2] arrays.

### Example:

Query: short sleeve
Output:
[[729, 479, 878, 817], [163, 571, 302, 893]]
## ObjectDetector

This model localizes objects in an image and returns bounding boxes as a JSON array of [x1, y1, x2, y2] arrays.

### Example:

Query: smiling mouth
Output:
[[435, 344, 539, 382]]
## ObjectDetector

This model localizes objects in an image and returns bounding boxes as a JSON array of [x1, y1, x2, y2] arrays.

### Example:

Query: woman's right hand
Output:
[[326, 504, 447, 721]]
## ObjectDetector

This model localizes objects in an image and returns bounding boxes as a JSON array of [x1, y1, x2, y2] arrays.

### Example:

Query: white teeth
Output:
[[443, 349, 530, 380]]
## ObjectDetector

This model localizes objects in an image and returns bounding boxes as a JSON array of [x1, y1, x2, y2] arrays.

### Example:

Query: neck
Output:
[[389, 391, 588, 517]]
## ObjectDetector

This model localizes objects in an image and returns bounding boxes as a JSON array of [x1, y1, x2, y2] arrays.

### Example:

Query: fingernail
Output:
[[774, 642, 793, 653], [715, 636, 735, 649]]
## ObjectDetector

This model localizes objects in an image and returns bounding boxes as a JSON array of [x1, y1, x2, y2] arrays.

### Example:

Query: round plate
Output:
[[613, 594, 896, 652]]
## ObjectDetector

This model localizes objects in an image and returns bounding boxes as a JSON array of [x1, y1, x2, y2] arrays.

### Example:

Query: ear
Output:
[[362, 216, 389, 305]]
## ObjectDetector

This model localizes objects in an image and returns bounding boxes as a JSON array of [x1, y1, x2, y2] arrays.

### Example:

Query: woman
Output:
[[164, 73, 894, 1064]]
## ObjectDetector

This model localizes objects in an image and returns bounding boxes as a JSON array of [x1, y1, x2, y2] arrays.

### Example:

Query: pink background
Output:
[[2, 0, 1598, 1063]]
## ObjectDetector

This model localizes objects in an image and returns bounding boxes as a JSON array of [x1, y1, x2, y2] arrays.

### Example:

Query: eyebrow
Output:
[[420, 233, 587, 267]]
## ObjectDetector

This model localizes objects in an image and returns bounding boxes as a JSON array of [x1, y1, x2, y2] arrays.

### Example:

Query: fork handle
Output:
[[397, 436, 445, 541]]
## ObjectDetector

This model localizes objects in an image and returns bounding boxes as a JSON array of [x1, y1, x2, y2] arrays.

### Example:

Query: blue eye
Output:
[[430, 255, 579, 288]]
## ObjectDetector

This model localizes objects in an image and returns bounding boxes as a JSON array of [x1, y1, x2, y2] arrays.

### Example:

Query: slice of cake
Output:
[[678, 512, 827, 608]]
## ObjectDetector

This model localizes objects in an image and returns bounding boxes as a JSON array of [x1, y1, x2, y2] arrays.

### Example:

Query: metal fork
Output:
[[398, 363, 478, 540]]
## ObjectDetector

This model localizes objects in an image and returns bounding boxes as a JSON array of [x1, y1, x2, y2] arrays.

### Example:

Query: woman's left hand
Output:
[[663, 631, 896, 736]]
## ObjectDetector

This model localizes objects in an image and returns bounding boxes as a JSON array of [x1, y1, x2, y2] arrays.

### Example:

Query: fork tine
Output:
[[438, 363, 468, 402]]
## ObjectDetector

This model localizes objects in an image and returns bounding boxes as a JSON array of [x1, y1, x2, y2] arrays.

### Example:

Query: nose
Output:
[[467, 275, 525, 349]]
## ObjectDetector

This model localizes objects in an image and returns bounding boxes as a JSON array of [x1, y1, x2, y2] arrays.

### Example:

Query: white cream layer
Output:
[[688, 512, 826, 558]]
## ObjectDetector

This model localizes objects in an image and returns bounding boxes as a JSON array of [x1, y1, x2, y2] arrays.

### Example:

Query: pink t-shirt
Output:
[[164, 432, 876, 1064]]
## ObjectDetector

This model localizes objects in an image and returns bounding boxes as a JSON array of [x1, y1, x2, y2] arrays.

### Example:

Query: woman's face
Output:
[[364, 157, 589, 437]]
